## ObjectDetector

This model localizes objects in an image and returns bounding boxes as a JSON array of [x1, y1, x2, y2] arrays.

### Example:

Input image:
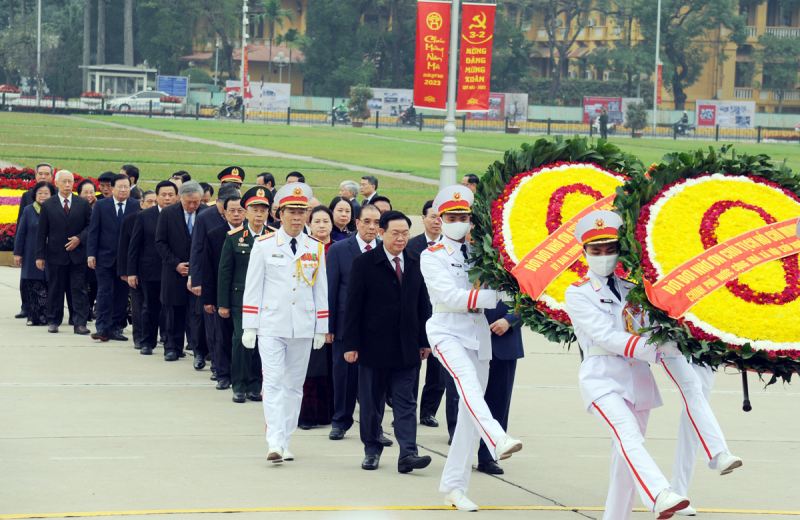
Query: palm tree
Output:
[[254, 0, 294, 83], [275, 28, 306, 87]]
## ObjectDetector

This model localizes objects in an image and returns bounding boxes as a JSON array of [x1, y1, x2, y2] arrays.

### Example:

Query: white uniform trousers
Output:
[[258, 335, 313, 449], [591, 393, 670, 519], [666, 360, 720, 495], [433, 340, 506, 494]]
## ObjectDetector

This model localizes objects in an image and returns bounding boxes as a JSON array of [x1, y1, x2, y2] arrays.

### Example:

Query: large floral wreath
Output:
[[471, 136, 642, 344], [616, 147, 800, 383]]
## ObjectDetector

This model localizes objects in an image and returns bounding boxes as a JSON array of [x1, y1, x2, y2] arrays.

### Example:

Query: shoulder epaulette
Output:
[[267, 225, 278, 232], [622, 277, 639, 285], [227, 225, 244, 235], [572, 276, 590, 287], [307, 235, 321, 243], [427, 243, 445, 252], [257, 232, 275, 242]]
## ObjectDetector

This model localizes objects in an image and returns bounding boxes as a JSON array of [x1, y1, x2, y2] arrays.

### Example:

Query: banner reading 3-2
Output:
[[456, 3, 496, 111], [413, 1, 451, 110]]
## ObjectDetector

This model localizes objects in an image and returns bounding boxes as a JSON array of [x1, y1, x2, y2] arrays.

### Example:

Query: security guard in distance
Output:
[[218, 165, 246, 185], [564, 210, 691, 520], [217, 186, 275, 404], [241, 182, 329, 465]]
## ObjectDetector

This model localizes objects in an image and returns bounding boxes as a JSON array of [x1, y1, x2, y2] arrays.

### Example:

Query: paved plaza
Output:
[[0, 265, 797, 520]]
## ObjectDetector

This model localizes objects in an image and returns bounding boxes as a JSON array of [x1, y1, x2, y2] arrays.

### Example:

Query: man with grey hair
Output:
[[190, 182, 241, 373], [339, 180, 361, 219], [156, 180, 208, 362], [15, 162, 56, 320]]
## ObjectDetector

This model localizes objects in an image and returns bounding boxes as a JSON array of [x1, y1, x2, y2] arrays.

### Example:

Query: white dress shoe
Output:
[[283, 449, 294, 461], [267, 446, 284, 464], [653, 488, 690, 519], [674, 505, 697, 516], [444, 489, 479, 511], [495, 435, 522, 461], [716, 451, 742, 475]]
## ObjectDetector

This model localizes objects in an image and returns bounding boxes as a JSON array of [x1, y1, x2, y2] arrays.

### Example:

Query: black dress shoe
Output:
[[74, 326, 90, 335], [47, 324, 59, 333], [210, 370, 218, 381], [247, 391, 262, 401], [164, 352, 178, 362], [91, 330, 108, 341], [398, 454, 432, 473], [361, 454, 380, 470], [108, 331, 128, 341], [15, 311, 27, 319], [215, 379, 231, 390], [420, 415, 439, 427], [232, 392, 247, 403], [179, 352, 186, 358], [379, 434, 393, 447], [134, 343, 142, 350], [193, 354, 206, 370], [329, 428, 345, 440], [298, 423, 313, 430], [140, 346, 153, 355], [477, 460, 504, 475]]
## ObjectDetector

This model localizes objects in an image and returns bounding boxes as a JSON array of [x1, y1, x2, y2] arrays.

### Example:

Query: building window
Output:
[[767, 0, 793, 26]]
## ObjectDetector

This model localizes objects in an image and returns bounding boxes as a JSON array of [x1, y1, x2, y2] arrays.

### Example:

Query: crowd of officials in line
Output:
[[12, 163, 521, 475]]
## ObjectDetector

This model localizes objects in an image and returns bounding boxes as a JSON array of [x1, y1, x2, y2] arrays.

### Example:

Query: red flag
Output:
[[456, 3, 496, 111], [413, 1, 451, 110], [242, 44, 253, 99]]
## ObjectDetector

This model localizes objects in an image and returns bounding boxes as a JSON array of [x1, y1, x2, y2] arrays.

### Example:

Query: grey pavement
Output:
[[0, 264, 798, 519]]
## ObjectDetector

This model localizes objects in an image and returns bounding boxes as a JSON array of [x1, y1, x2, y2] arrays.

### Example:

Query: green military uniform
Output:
[[218, 221, 271, 395]]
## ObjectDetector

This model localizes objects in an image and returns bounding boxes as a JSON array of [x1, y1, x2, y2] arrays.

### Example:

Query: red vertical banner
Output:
[[656, 64, 662, 105], [456, 3, 496, 111], [413, 1, 451, 110], [242, 44, 253, 99]]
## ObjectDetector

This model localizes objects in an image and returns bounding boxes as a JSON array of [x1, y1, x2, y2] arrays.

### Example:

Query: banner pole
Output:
[[439, 0, 460, 189]]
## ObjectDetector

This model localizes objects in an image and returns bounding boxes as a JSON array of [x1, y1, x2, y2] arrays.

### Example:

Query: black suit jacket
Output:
[[128, 206, 162, 282], [201, 224, 229, 307], [35, 194, 92, 265], [155, 201, 208, 306], [117, 211, 139, 277], [326, 234, 366, 340], [16, 187, 35, 224], [343, 243, 430, 370]]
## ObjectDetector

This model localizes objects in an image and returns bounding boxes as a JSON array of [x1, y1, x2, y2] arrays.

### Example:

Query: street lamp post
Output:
[[276, 52, 291, 83], [214, 38, 221, 87], [241, 0, 249, 113], [653, 0, 662, 135], [439, 0, 461, 189], [36, 0, 42, 103]]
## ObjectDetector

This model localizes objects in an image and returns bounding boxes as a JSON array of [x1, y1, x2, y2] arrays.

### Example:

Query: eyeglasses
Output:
[[387, 231, 410, 238], [424, 215, 441, 221]]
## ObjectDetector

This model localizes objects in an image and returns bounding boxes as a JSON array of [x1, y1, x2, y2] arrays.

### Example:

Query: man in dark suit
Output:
[[155, 180, 207, 362], [190, 182, 240, 373], [34, 170, 91, 334], [406, 200, 445, 427], [118, 191, 156, 349], [344, 211, 432, 473], [326, 204, 381, 440], [16, 162, 54, 320], [120, 164, 143, 200], [359, 175, 379, 206], [128, 181, 178, 356], [87, 174, 141, 342], [339, 180, 361, 219]]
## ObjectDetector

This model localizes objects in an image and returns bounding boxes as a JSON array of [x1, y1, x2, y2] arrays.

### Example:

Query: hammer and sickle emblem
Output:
[[469, 12, 487, 31]]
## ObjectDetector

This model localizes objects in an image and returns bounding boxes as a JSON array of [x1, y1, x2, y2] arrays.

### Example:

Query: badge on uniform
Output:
[[592, 279, 602, 292], [600, 299, 613, 303], [450, 263, 463, 268], [239, 237, 244, 243], [272, 254, 284, 258]]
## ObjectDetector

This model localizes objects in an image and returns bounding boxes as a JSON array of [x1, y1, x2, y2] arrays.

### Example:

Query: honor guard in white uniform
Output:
[[420, 185, 523, 512], [242, 182, 329, 464], [564, 210, 690, 520]]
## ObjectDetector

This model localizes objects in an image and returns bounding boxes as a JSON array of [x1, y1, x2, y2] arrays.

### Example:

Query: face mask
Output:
[[585, 253, 620, 277], [442, 221, 470, 241]]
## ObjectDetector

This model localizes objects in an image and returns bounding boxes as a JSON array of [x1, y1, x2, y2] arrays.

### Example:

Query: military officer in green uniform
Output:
[[218, 186, 275, 403]]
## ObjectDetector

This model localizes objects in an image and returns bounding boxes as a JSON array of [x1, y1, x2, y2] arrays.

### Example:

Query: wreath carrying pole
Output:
[[741, 371, 752, 412]]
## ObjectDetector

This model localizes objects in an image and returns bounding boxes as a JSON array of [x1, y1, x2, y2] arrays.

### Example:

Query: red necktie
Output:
[[393, 257, 402, 285], [365, 244, 371, 251], [64, 198, 69, 215]]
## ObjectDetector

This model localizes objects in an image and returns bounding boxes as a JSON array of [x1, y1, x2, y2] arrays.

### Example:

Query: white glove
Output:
[[242, 329, 257, 350], [656, 340, 681, 356], [312, 333, 326, 350], [496, 290, 515, 304]]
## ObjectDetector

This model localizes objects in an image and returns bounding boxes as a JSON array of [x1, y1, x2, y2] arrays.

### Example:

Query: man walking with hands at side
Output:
[[241, 183, 329, 464]]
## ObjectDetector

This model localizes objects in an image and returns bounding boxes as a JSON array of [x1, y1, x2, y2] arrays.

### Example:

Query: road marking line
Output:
[[1, 506, 798, 518], [49, 457, 145, 460]]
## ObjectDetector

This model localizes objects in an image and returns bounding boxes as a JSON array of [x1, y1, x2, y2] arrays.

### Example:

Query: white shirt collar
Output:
[[248, 223, 265, 236], [355, 233, 377, 253], [58, 193, 72, 205], [364, 192, 376, 203], [385, 247, 404, 271], [424, 232, 441, 245], [113, 196, 126, 208], [442, 235, 468, 259]]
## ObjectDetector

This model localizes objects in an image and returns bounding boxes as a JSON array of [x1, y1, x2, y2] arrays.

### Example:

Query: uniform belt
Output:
[[586, 346, 617, 357], [433, 304, 483, 314]]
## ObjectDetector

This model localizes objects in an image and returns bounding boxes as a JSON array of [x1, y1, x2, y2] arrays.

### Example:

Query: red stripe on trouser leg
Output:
[[435, 345, 495, 447], [661, 359, 713, 461], [591, 402, 655, 503]]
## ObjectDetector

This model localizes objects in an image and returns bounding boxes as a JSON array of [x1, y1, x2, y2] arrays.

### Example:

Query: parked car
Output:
[[107, 90, 170, 112]]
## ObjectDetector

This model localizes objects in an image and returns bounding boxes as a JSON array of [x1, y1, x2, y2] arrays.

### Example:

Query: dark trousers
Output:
[[331, 338, 359, 431], [164, 304, 187, 355], [46, 262, 89, 327], [359, 364, 418, 459], [202, 305, 218, 370], [95, 264, 128, 332], [140, 281, 162, 349], [19, 277, 28, 314], [478, 358, 518, 462], [188, 293, 208, 358], [415, 355, 446, 417], [130, 283, 144, 345], [212, 312, 233, 381], [232, 308, 261, 393]]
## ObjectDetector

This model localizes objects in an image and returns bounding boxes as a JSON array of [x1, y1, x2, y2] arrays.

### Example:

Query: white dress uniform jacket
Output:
[[564, 269, 663, 412], [421, 236, 498, 360], [242, 226, 329, 337]]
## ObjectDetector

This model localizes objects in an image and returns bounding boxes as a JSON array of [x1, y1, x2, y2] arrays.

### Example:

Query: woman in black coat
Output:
[[329, 196, 356, 242], [13, 181, 56, 325]]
